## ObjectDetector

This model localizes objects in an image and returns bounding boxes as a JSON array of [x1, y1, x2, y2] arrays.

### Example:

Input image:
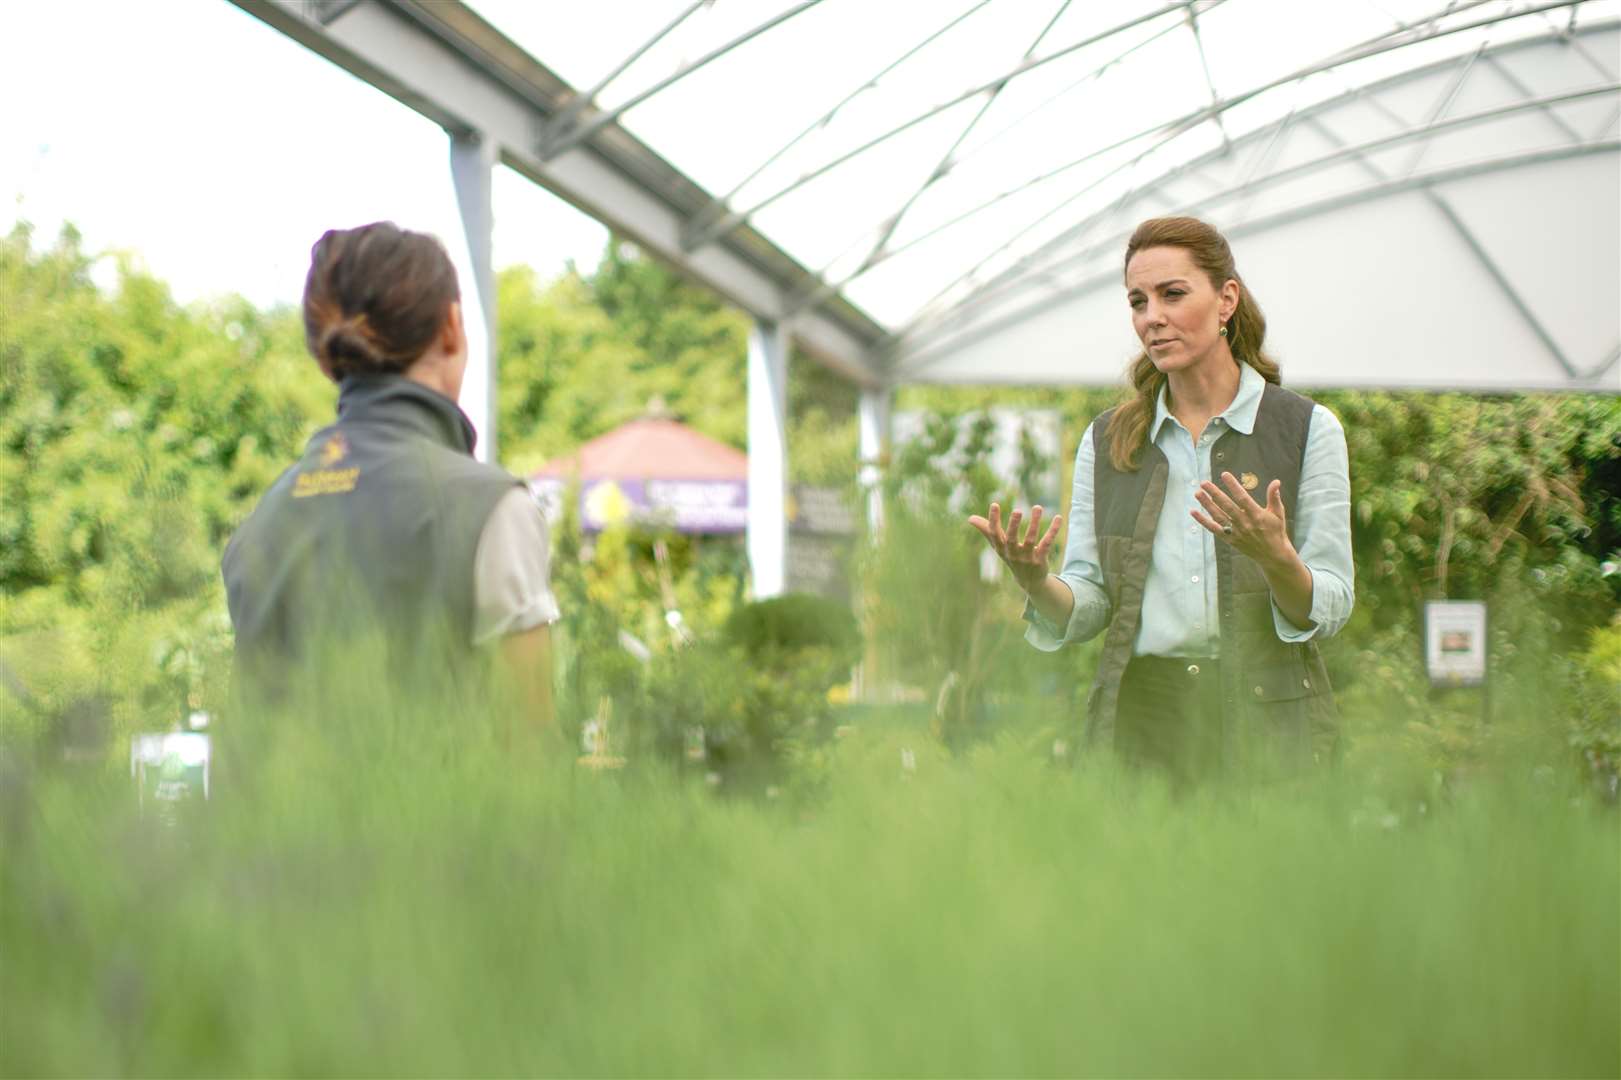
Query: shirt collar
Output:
[[1149, 360, 1265, 441], [336, 374, 479, 457]]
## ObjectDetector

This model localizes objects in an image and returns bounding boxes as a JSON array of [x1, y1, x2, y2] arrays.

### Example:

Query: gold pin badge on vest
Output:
[[1240, 472, 1260, 491]]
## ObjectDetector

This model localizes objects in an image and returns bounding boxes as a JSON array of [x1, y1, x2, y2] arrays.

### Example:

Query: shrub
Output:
[[617, 641, 837, 795], [722, 592, 861, 685], [605, 596, 861, 793], [1569, 617, 1621, 795]]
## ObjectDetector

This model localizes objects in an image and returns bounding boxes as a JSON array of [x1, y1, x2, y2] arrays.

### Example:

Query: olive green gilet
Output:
[[222, 376, 521, 702], [1085, 383, 1338, 766]]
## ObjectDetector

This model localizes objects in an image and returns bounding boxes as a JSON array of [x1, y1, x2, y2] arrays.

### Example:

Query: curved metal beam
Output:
[[860, 1, 1074, 268], [908, 82, 1616, 346], [684, 1, 1196, 250], [779, 6, 1207, 317], [716, 0, 1582, 262], [782, 0, 1079, 317], [230, 0, 890, 383], [538, 1, 707, 146], [1184, 0, 1230, 153], [892, 139, 1620, 373], [1329, 47, 1584, 378], [538, 0, 825, 160], [897, 11, 1610, 339], [682, 0, 995, 249], [1586, 342, 1621, 381]]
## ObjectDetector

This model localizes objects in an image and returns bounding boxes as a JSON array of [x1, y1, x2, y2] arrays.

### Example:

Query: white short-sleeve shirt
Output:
[[471, 488, 561, 646]]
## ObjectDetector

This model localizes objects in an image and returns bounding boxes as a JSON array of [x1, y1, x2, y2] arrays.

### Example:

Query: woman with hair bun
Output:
[[223, 222, 557, 731], [970, 216, 1354, 783]]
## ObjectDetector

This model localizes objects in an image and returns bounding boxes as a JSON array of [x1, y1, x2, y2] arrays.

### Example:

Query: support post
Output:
[[855, 383, 894, 703], [858, 385, 892, 538], [450, 131, 498, 462], [747, 320, 789, 598]]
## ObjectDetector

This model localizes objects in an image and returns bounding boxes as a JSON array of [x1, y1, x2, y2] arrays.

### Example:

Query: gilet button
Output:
[[1303, 678, 1312, 690], [1253, 685, 1265, 697], [1186, 664, 1200, 676]]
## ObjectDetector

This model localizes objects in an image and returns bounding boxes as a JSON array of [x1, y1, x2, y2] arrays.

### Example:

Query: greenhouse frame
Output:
[[231, 0, 1621, 592]]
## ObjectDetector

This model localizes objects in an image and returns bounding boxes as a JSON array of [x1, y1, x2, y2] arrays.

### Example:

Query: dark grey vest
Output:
[[1086, 383, 1338, 765], [222, 376, 519, 697]]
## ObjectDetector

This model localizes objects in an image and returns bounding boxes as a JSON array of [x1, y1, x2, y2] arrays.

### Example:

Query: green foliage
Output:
[[1315, 390, 1621, 779], [0, 223, 330, 741], [572, 594, 860, 792], [3, 688, 1617, 1075], [542, 506, 748, 748], [866, 407, 1088, 749], [496, 241, 857, 484], [785, 354, 861, 487], [1568, 616, 1621, 783], [494, 265, 627, 475], [490, 243, 864, 772], [1322, 390, 1619, 637], [722, 592, 861, 676], [617, 638, 841, 794]]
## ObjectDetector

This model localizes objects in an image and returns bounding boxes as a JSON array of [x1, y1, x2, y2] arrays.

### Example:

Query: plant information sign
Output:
[[1423, 600, 1488, 687]]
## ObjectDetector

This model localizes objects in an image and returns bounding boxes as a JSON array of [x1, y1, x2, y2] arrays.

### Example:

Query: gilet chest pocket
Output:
[[1245, 659, 1318, 703]]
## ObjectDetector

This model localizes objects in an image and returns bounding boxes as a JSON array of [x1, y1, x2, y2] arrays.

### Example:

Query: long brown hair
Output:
[[302, 222, 461, 383], [1107, 217, 1279, 471]]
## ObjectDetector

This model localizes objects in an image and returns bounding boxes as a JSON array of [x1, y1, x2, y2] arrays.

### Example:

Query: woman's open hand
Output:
[[1192, 472, 1291, 567], [968, 502, 1063, 594]]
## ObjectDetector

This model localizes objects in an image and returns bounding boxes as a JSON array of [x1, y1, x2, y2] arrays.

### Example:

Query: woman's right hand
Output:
[[968, 502, 1063, 595]]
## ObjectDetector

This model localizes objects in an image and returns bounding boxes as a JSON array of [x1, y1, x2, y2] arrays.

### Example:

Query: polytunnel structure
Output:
[[231, 0, 1620, 592]]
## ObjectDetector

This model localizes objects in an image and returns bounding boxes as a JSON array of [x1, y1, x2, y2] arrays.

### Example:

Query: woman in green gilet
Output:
[[969, 217, 1354, 783], [223, 223, 558, 734]]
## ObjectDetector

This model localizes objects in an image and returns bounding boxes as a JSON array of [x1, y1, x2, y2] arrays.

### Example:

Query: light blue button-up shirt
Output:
[[1026, 361, 1354, 657]]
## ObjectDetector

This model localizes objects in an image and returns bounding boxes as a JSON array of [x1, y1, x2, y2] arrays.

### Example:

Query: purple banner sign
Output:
[[531, 476, 748, 534]]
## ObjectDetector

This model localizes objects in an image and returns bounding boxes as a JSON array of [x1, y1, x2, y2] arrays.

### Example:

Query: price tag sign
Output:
[[130, 731, 211, 809], [1424, 600, 1487, 687]]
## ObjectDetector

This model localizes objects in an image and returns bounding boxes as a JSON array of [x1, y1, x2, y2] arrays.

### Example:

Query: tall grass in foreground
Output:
[[2, 676, 1615, 1079]]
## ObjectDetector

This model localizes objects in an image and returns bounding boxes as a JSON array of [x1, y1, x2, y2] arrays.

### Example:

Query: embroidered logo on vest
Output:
[[293, 433, 359, 498]]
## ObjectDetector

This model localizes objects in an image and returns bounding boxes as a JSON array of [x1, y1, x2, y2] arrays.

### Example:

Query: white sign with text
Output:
[[1424, 600, 1487, 687]]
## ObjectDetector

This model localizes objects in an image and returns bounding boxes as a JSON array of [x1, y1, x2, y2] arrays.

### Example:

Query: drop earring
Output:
[[1218, 323, 1228, 337]]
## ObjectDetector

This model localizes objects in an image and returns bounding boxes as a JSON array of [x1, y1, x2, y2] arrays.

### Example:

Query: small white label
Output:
[[1424, 600, 1487, 687]]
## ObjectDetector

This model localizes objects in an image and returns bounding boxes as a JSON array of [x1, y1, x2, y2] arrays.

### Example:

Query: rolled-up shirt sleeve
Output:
[[1024, 422, 1112, 652], [472, 487, 562, 646], [1273, 404, 1355, 642]]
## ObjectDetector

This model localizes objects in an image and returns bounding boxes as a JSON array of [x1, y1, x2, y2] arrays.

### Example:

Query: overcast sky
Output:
[[2, 0, 610, 309]]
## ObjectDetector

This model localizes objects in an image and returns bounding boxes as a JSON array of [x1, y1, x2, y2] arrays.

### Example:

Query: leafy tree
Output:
[[495, 239, 858, 486], [496, 240, 751, 472], [0, 222, 330, 740]]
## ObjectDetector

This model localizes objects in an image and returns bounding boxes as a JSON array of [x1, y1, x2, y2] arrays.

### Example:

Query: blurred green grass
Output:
[[3, 699, 1616, 1078]]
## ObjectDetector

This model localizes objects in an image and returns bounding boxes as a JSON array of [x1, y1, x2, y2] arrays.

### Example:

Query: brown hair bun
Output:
[[302, 223, 460, 383]]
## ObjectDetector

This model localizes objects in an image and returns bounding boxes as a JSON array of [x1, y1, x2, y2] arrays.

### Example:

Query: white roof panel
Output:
[[250, 0, 1621, 388]]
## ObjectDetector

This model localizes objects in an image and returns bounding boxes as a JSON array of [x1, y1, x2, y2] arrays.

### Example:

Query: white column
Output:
[[450, 131, 497, 462], [747, 320, 789, 598], [858, 385, 892, 538]]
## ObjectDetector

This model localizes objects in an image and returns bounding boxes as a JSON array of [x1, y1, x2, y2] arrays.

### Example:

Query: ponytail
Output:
[[302, 223, 460, 383]]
